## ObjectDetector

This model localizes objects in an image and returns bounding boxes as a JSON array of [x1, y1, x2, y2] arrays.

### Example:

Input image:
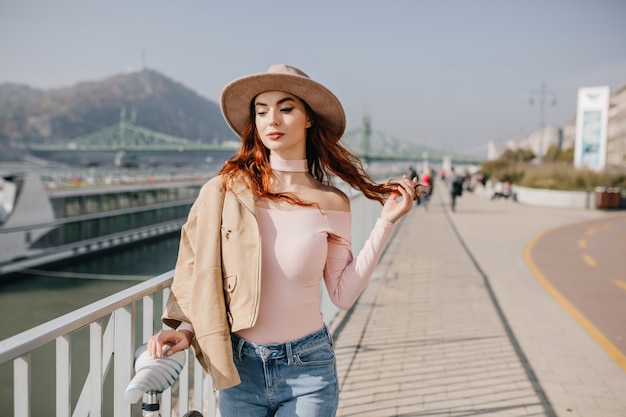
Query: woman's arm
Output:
[[324, 218, 395, 309], [323, 175, 415, 309]]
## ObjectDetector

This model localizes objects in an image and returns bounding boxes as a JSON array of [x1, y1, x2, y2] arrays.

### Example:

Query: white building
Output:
[[493, 126, 560, 160], [607, 84, 626, 168]]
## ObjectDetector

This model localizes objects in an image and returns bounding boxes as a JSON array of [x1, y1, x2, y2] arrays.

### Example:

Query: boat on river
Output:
[[0, 170, 207, 276]]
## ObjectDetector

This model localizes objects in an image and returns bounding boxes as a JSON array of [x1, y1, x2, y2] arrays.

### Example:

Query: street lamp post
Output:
[[529, 82, 557, 164]]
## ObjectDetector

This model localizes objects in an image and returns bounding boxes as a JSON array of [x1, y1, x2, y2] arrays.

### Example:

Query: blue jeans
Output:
[[219, 326, 339, 417]]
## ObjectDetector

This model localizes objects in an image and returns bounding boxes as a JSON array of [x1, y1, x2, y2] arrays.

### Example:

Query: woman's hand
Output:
[[380, 175, 417, 224], [148, 329, 193, 358]]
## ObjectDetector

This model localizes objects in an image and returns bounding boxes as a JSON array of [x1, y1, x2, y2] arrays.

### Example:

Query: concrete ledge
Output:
[[514, 185, 594, 209]]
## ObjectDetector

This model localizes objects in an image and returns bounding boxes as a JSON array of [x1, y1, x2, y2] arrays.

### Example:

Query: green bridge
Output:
[[30, 110, 481, 165]]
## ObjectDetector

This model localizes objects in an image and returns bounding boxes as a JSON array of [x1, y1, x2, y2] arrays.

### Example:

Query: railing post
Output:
[[114, 304, 135, 417], [14, 354, 31, 417], [162, 390, 173, 417], [90, 319, 104, 417], [194, 357, 204, 412], [178, 350, 190, 414], [56, 334, 71, 417], [162, 287, 171, 329], [143, 294, 155, 343]]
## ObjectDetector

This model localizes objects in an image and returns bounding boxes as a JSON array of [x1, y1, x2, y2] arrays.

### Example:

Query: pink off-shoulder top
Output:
[[180, 205, 394, 345]]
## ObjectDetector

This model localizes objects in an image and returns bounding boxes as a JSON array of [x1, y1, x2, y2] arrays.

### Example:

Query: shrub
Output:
[[557, 146, 574, 163], [500, 148, 536, 162], [480, 159, 626, 191], [480, 160, 525, 184]]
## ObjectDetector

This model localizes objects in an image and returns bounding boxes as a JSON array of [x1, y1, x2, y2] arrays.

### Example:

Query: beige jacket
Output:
[[162, 174, 261, 390]]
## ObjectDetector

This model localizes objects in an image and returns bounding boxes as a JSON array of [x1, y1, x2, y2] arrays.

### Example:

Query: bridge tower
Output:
[[361, 114, 372, 162]]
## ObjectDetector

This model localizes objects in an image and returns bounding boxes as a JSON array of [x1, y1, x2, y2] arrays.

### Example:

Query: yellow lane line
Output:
[[582, 254, 598, 267], [586, 226, 597, 236], [524, 229, 626, 373], [601, 222, 612, 230], [614, 280, 626, 291], [578, 239, 587, 249]]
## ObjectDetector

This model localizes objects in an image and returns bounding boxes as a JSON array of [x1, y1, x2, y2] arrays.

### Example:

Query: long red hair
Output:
[[219, 100, 394, 206]]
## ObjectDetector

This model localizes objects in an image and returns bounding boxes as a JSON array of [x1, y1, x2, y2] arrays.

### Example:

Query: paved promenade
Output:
[[330, 183, 626, 417]]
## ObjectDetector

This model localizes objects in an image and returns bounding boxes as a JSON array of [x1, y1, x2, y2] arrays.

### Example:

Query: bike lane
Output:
[[524, 213, 626, 372]]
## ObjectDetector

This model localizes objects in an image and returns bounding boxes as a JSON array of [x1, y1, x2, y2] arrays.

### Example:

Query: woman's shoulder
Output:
[[314, 183, 350, 212]]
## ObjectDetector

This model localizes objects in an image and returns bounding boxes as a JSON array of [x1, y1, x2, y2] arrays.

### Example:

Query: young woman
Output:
[[148, 64, 416, 416]]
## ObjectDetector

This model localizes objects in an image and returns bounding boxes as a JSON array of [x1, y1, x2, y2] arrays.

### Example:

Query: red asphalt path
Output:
[[526, 213, 626, 366]]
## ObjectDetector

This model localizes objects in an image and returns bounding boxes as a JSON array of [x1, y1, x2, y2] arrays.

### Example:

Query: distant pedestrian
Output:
[[491, 180, 512, 200], [419, 167, 433, 211], [449, 167, 464, 212], [406, 166, 418, 183]]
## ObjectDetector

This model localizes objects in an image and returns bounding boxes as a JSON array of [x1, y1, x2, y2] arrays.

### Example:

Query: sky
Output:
[[1, 0, 625, 158]]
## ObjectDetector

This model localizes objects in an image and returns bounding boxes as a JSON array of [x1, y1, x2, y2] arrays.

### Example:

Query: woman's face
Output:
[[254, 91, 311, 158]]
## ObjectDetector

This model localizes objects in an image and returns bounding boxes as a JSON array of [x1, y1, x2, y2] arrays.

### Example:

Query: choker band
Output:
[[270, 156, 308, 172]]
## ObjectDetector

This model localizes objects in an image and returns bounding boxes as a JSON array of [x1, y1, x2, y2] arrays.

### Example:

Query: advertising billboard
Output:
[[574, 86, 610, 171]]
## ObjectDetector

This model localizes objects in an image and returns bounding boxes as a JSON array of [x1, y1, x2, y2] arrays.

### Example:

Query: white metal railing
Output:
[[0, 179, 394, 417], [0, 270, 217, 417]]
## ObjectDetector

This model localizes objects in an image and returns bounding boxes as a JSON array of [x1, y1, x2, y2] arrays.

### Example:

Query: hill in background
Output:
[[0, 69, 233, 151]]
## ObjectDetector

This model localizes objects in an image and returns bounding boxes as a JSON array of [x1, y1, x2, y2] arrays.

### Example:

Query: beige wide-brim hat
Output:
[[220, 64, 346, 142]]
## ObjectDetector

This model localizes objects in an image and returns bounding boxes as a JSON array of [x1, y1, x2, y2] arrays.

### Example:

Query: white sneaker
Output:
[[125, 343, 186, 404]]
